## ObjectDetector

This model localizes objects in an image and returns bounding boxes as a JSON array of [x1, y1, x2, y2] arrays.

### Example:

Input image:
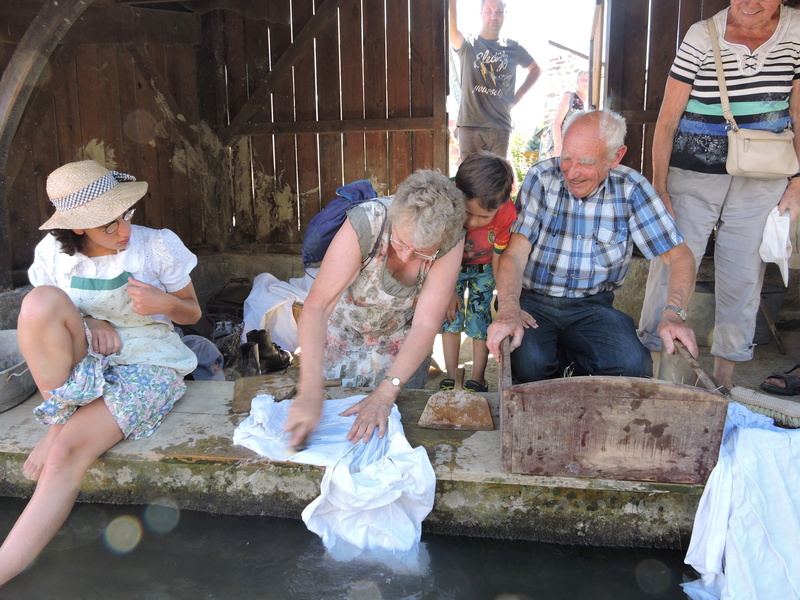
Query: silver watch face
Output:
[[386, 376, 401, 386]]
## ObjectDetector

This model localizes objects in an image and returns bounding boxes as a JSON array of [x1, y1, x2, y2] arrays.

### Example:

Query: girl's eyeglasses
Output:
[[102, 208, 136, 235], [389, 234, 439, 262]]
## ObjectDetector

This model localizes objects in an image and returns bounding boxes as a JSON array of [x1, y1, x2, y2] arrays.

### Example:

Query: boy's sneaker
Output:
[[438, 378, 455, 391], [464, 379, 489, 393]]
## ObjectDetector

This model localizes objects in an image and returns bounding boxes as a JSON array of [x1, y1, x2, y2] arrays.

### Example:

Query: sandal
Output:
[[759, 364, 800, 396], [464, 379, 489, 393], [438, 378, 455, 391]]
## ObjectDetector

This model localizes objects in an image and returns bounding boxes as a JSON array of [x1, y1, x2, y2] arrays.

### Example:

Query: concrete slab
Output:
[[0, 376, 705, 549]]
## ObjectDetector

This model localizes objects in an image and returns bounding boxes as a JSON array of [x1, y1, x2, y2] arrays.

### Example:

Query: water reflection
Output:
[[0, 497, 691, 599]]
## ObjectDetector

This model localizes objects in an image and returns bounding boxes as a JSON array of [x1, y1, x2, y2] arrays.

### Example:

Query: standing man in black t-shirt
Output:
[[449, 0, 541, 162]]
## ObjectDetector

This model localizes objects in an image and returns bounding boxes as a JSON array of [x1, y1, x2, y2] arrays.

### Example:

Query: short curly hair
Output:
[[48, 229, 87, 256], [389, 170, 466, 252]]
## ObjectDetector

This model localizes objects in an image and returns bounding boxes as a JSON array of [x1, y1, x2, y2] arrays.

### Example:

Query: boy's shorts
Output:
[[440, 263, 494, 340]]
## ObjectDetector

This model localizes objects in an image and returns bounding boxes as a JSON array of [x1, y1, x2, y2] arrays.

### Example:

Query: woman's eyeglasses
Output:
[[102, 208, 136, 235], [390, 234, 439, 262]]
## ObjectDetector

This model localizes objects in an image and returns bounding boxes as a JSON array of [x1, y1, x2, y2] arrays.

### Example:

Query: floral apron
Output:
[[322, 202, 433, 387]]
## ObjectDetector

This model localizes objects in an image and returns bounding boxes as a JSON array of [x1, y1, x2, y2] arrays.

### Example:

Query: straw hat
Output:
[[40, 160, 148, 230]]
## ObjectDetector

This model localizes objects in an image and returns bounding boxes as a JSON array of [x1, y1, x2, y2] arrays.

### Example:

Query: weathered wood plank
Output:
[[53, 47, 83, 168], [270, 0, 299, 244], [410, 0, 437, 172], [339, 0, 366, 184], [293, 0, 320, 243], [0, 0, 93, 291], [131, 46, 163, 230], [387, 0, 412, 185], [316, 0, 343, 205], [115, 44, 145, 223], [363, 0, 388, 189]]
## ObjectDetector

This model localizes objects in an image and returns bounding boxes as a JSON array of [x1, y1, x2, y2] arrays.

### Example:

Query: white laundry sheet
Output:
[[241, 271, 316, 353], [682, 402, 800, 600], [233, 394, 436, 569]]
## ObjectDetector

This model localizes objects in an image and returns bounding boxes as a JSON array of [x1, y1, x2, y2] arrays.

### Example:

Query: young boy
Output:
[[439, 151, 516, 392]]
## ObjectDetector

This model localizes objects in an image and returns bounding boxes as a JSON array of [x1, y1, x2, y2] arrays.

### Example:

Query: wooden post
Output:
[[0, 0, 93, 291]]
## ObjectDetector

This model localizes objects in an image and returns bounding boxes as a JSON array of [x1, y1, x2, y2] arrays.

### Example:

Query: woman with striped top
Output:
[[639, 0, 800, 389]]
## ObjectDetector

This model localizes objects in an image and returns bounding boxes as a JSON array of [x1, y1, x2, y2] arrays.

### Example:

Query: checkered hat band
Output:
[[51, 171, 137, 211]]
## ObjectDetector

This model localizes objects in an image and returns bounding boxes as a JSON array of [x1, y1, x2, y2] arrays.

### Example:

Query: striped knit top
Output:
[[668, 6, 800, 174]]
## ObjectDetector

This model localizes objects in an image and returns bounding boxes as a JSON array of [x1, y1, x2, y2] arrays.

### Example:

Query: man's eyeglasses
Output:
[[102, 208, 136, 235], [390, 234, 439, 262]]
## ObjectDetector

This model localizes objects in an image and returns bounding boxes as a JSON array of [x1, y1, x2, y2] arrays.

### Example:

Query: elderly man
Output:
[[449, 0, 541, 161], [486, 110, 698, 382]]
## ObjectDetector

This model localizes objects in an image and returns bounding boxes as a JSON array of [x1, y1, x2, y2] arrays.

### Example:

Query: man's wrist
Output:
[[663, 305, 687, 321]]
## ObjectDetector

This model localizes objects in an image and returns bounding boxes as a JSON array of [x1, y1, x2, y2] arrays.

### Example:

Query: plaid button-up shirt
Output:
[[512, 159, 683, 298]]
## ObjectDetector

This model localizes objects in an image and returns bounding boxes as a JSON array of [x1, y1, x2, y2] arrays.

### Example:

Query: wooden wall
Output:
[[221, 0, 447, 248], [0, 0, 448, 287], [606, 0, 729, 180]]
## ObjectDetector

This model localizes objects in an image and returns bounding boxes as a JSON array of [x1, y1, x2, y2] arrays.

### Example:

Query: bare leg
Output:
[[23, 425, 64, 482], [714, 356, 735, 390], [441, 332, 462, 380], [470, 338, 490, 385], [0, 398, 124, 586], [17, 286, 88, 392], [16, 286, 88, 483]]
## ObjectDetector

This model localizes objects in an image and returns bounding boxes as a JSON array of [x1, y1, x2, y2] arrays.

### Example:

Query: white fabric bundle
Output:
[[682, 403, 800, 600], [233, 394, 435, 569]]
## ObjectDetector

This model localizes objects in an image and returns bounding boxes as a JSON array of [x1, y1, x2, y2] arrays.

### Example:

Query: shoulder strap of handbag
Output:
[[706, 17, 740, 132]]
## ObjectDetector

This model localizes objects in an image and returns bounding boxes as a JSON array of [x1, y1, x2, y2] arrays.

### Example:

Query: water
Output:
[[0, 497, 693, 599]]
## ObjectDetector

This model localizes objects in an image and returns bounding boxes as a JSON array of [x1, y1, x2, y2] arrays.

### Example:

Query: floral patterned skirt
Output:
[[33, 341, 185, 440]]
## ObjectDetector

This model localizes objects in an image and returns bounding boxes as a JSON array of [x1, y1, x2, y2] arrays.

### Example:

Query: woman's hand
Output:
[[284, 388, 324, 448], [84, 317, 122, 355], [126, 278, 171, 316], [657, 189, 675, 218], [778, 179, 800, 223], [445, 292, 462, 323], [340, 388, 396, 444]]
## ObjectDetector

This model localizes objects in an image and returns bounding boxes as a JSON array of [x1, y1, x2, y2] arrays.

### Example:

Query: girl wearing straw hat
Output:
[[0, 160, 202, 585]]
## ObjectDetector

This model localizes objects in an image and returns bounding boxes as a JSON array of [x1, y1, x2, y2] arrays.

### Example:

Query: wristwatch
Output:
[[663, 305, 687, 321], [383, 375, 404, 389]]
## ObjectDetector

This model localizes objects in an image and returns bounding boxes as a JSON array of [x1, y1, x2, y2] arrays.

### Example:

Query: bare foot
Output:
[[764, 365, 800, 391], [23, 425, 63, 481]]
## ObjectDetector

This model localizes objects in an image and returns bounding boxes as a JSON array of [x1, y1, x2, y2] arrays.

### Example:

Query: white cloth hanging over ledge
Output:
[[241, 272, 314, 353], [232, 394, 436, 570], [682, 402, 800, 600]]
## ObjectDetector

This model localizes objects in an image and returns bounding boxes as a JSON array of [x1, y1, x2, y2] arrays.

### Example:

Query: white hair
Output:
[[562, 109, 627, 158]]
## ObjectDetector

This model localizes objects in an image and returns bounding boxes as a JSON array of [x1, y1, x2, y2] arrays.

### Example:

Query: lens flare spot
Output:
[[348, 579, 383, 600], [635, 558, 672, 594], [104, 515, 142, 554], [144, 499, 180, 534], [123, 109, 157, 143]]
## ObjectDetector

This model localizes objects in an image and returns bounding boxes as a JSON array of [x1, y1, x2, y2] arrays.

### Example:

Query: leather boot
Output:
[[238, 341, 261, 377], [246, 329, 292, 373]]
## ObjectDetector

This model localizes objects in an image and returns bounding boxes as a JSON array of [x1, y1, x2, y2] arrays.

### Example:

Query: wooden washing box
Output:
[[498, 340, 728, 484]]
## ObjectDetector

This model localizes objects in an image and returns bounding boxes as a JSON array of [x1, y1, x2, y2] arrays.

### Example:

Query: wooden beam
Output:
[[0, 2, 201, 45], [0, 0, 93, 292], [223, 0, 342, 143], [244, 117, 436, 136]]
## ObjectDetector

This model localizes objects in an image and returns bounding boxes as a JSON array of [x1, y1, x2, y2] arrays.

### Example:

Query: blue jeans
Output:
[[512, 290, 652, 382]]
